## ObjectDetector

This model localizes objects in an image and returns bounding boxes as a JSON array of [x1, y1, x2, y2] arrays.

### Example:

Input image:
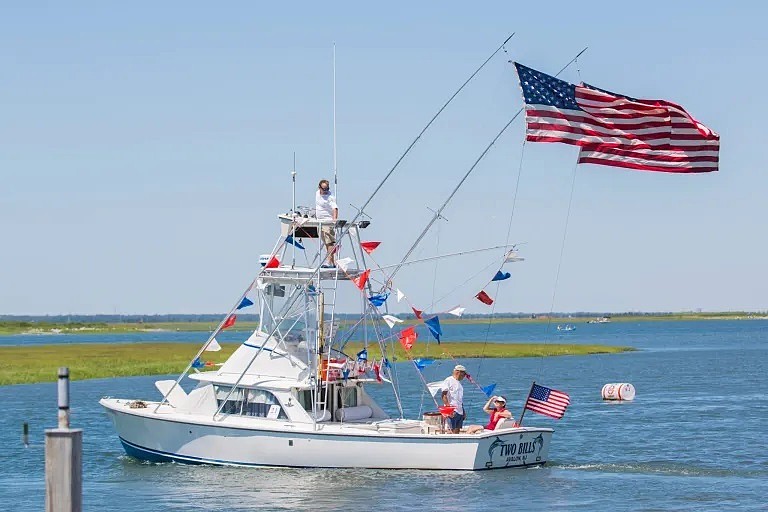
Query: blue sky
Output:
[[2, 2, 764, 315]]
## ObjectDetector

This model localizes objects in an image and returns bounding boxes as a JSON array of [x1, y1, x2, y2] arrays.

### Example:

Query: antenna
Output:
[[332, 43, 338, 199]]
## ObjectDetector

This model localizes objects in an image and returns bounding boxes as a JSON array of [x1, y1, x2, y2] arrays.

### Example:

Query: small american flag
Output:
[[525, 383, 571, 419], [514, 62, 719, 173]]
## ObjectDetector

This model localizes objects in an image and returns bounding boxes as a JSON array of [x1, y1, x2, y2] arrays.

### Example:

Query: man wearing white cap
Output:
[[441, 364, 467, 433]]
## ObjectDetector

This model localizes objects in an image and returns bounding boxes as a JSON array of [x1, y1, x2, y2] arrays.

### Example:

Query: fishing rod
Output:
[[387, 47, 589, 282]]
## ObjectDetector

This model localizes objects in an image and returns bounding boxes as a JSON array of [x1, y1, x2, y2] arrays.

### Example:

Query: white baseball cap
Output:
[[453, 364, 467, 372], [494, 396, 507, 404]]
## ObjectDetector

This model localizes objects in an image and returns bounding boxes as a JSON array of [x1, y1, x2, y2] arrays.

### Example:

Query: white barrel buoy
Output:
[[601, 383, 635, 401]]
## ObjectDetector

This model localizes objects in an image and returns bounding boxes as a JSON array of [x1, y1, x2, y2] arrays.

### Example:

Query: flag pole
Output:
[[517, 380, 536, 427], [291, 153, 297, 269]]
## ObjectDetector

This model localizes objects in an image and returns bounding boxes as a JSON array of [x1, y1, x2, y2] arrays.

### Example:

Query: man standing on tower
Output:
[[315, 179, 338, 267]]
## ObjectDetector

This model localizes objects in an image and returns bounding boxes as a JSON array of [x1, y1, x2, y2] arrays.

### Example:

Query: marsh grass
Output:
[[0, 341, 632, 385]]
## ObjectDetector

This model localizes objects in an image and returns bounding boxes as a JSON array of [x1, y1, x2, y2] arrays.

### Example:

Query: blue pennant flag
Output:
[[492, 270, 511, 282], [414, 358, 435, 370], [368, 293, 389, 307], [191, 357, 205, 369], [383, 358, 391, 369], [481, 383, 497, 397], [342, 368, 350, 381], [237, 297, 254, 310], [356, 348, 368, 362], [285, 235, 305, 250], [424, 315, 442, 343]]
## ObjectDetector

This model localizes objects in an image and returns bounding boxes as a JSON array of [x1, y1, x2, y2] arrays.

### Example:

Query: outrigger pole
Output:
[[387, 47, 589, 282], [342, 32, 516, 227], [376, 243, 520, 271]]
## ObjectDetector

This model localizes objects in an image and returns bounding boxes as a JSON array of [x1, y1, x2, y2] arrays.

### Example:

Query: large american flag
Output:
[[515, 62, 720, 173], [525, 383, 571, 419]]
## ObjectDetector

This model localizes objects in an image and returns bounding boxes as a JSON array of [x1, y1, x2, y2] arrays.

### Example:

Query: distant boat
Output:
[[587, 316, 611, 324], [557, 324, 576, 332]]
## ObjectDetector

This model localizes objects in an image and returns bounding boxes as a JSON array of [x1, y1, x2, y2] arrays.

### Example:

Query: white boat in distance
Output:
[[100, 213, 553, 470]]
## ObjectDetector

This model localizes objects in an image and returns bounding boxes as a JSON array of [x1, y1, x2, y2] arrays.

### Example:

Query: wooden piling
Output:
[[45, 367, 82, 512]]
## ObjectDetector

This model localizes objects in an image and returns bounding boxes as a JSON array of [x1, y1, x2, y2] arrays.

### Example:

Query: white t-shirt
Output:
[[441, 375, 464, 415], [315, 190, 338, 221]]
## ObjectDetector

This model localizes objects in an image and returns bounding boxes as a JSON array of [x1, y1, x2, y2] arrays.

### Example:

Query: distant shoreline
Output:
[[0, 341, 632, 386], [1, 312, 767, 336]]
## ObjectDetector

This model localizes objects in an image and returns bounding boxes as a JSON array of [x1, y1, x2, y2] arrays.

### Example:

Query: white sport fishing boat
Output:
[[100, 211, 553, 470], [100, 36, 571, 470]]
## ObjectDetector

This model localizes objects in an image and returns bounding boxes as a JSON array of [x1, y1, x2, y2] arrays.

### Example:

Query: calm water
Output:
[[1, 320, 766, 511]]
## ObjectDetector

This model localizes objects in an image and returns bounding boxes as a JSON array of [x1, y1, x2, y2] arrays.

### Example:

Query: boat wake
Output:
[[550, 461, 766, 479]]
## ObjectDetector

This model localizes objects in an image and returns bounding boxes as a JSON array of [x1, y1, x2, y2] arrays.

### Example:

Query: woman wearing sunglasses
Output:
[[466, 395, 516, 434]]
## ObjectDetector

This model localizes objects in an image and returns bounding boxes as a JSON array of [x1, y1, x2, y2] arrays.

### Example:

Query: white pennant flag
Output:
[[382, 314, 404, 329], [256, 279, 267, 290], [427, 381, 443, 398], [336, 257, 354, 271], [504, 249, 525, 263], [447, 306, 466, 317], [396, 289, 406, 303], [205, 337, 222, 352]]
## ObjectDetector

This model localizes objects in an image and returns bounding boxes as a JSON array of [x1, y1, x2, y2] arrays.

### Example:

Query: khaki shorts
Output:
[[321, 224, 336, 246]]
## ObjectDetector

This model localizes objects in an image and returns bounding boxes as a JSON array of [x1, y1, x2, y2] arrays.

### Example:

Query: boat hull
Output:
[[102, 399, 552, 470]]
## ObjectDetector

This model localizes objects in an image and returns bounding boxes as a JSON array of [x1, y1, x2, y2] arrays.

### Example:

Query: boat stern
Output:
[[473, 427, 553, 470]]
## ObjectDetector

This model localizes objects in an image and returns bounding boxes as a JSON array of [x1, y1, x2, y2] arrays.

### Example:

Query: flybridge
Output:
[[255, 214, 372, 285], [277, 214, 370, 240]]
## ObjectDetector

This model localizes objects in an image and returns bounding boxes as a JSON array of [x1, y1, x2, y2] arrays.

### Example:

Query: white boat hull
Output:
[[102, 398, 553, 471]]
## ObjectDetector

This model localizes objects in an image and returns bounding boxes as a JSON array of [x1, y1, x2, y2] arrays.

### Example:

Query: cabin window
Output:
[[338, 387, 358, 408], [215, 387, 244, 415], [243, 389, 287, 419], [215, 387, 286, 419], [297, 389, 314, 411]]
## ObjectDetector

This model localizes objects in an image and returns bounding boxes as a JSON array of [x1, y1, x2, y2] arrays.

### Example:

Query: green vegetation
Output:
[[0, 321, 261, 335], [0, 341, 632, 386]]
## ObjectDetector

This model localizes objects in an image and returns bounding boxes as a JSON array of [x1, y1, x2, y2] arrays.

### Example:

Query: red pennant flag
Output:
[[360, 241, 381, 255], [352, 269, 370, 290], [373, 362, 382, 382], [265, 256, 280, 269], [221, 314, 237, 330], [475, 290, 494, 305], [399, 326, 418, 351], [411, 306, 423, 319]]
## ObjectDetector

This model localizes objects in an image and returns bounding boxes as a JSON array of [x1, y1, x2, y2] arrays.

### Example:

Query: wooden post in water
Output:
[[45, 367, 82, 512]]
